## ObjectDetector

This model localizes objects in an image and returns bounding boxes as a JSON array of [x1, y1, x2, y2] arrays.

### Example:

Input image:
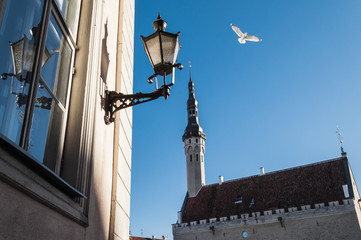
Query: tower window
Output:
[[196, 139, 198, 143], [189, 109, 196, 117], [189, 139, 191, 143], [196, 154, 199, 161], [190, 155, 192, 162]]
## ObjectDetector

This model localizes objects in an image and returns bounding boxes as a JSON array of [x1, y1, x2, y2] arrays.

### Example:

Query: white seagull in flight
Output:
[[231, 24, 262, 44]]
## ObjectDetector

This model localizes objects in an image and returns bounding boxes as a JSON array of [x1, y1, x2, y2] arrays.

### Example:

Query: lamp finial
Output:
[[152, 13, 167, 31]]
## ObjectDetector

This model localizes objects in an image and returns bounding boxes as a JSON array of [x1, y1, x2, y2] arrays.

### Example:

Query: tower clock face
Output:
[[242, 231, 248, 238]]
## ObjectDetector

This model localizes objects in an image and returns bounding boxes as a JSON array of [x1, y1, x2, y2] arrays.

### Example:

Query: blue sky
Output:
[[130, 0, 361, 239]]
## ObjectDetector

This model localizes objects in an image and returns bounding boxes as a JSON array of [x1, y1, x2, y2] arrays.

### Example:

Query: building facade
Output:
[[0, 0, 134, 239], [173, 79, 361, 240]]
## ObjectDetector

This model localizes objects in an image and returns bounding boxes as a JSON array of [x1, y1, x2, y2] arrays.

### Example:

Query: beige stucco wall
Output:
[[0, 0, 134, 239], [110, 0, 135, 239], [0, 180, 86, 239]]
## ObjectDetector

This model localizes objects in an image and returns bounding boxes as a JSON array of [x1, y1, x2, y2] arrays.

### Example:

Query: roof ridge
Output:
[[205, 156, 346, 187]]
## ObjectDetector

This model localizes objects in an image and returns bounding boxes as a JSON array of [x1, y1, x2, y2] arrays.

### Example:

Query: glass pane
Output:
[[0, 0, 44, 144], [54, 0, 81, 39], [43, 98, 65, 170], [41, 14, 73, 106], [27, 86, 54, 162], [28, 83, 66, 169], [144, 34, 161, 66], [161, 34, 178, 65]]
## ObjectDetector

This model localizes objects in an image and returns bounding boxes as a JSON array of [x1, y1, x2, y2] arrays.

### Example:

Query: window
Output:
[[190, 154, 192, 162], [189, 139, 191, 143], [189, 109, 196, 117], [196, 154, 198, 161], [196, 138, 198, 143], [0, 0, 81, 173]]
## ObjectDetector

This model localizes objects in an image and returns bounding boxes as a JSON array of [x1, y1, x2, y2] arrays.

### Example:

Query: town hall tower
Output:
[[182, 75, 206, 198]]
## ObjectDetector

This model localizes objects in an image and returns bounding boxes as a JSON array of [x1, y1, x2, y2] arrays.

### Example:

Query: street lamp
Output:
[[104, 13, 182, 124]]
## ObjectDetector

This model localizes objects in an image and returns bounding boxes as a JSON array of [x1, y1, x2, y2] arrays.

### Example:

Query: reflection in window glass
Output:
[[41, 14, 72, 106], [0, 0, 44, 144], [0, 0, 79, 175], [28, 13, 73, 166], [0, 0, 8, 33], [54, 0, 81, 39], [28, 86, 53, 161]]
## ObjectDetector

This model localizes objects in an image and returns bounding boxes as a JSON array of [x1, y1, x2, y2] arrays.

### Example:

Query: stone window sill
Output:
[[0, 134, 88, 226]]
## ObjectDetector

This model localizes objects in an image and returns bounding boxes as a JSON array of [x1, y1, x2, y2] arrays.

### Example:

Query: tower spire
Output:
[[183, 65, 206, 197], [182, 65, 205, 141], [188, 61, 192, 82]]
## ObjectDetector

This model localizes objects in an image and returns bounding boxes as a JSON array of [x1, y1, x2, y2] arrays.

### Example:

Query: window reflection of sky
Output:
[[41, 15, 61, 92], [55, 0, 68, 17], [28, 85, 53, 161], [29, 14, 65, 163], [0, 0, 43, 144]]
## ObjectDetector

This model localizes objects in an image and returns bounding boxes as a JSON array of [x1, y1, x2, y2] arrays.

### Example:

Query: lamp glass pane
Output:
[[173, 38, 180, 63], [144, 34, 162, 66], [160, 34, 178, 65]]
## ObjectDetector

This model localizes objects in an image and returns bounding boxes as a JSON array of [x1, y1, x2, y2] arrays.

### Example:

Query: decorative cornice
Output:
[[173, 199, 355, 230]]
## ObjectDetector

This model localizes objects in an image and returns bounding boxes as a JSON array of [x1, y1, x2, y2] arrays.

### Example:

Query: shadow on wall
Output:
[[100, 19, 110, 111]]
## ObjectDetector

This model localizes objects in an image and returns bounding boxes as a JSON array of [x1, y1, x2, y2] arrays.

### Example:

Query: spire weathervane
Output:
[[188, 60, 192, 81], [336, 126, 346, 156]]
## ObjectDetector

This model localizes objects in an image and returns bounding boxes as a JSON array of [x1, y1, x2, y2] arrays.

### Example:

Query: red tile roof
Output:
[[182, 157, 350, 223]]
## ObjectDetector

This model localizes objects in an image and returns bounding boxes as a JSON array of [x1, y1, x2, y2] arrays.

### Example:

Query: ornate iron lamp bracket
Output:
[[104, 84, 171, 125]]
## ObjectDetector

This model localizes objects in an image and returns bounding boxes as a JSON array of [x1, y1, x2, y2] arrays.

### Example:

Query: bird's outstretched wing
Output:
[[231, 24, 243, 37], [245, 35, 262, 42]]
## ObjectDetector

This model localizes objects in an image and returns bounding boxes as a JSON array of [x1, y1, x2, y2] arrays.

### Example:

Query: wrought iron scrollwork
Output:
[[104, 85, 171, 125]]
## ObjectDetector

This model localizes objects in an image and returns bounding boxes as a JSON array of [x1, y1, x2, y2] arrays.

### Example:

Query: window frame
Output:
[[0, 1, 77, 172], [0, 0, 83, 198], [21, 1, 77, 170]]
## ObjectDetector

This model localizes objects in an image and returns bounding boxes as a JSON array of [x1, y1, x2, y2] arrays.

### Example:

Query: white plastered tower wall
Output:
[[345, 156, 361, 230], [183, 77, 206, 198], [184, 136, 206, 197]]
